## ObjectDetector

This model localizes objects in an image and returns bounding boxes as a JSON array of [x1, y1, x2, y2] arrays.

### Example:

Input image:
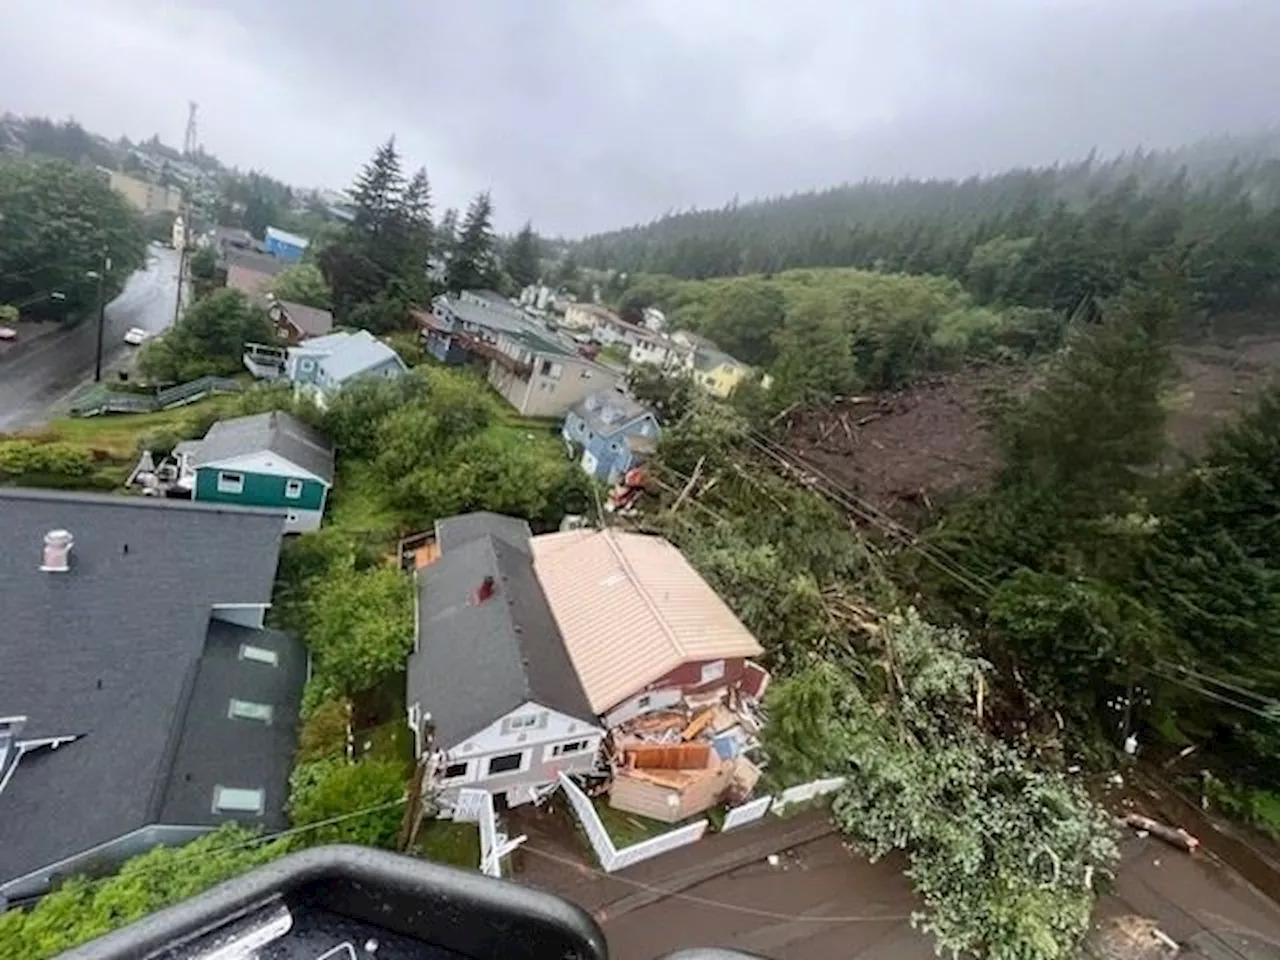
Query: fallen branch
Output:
[[1122, 813, 1201, 852]]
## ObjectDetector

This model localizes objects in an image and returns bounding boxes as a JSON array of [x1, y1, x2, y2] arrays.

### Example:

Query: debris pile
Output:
[[605, 688, 768, 823]]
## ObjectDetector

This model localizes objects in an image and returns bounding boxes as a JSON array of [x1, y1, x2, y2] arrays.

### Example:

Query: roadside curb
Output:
[[594, 814, 836, 921]]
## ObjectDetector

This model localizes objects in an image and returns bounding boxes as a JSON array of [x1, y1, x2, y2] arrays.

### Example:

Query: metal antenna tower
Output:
[[183, 101, 198, 157]]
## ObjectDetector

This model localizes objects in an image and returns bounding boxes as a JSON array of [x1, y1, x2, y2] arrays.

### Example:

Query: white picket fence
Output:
[[557, 772, 709, 873], [770, 775, 846, 815], [453, 788, 526, 877], [720, 795, 774, 830]]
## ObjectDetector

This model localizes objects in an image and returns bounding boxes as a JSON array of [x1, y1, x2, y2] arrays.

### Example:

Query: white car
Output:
[[123, 327, 150, 346]]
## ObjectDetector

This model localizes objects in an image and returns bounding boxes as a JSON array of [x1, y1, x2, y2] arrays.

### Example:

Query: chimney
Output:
[[475, 575, 496, 604], [41, 530, 74, 573]]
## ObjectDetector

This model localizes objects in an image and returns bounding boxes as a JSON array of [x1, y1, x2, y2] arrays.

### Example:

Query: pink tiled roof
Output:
[[530, 529, 763, 713]]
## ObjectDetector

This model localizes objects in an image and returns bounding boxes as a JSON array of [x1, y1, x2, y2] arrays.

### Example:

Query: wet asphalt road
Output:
[[0, 245, 180, 432]]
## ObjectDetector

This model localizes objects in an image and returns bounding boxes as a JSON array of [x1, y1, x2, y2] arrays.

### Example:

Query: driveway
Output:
[[0, 245, 180, 432]]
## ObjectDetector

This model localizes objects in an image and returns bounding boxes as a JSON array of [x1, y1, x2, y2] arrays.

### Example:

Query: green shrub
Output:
[[287, 757, 406, 848], [0, 440, 93, 479], [297, 698, 351, 762]]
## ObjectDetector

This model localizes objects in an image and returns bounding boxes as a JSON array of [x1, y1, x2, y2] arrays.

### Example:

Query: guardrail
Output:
[[70, 376, 242, 417]]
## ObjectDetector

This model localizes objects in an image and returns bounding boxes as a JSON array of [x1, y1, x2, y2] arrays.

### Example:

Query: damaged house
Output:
[[406, 513, 768, 821]]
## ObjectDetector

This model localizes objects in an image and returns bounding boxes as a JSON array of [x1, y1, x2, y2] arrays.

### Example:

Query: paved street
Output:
[[511, 803, 1280, 960], [0, 245, 180, 432]]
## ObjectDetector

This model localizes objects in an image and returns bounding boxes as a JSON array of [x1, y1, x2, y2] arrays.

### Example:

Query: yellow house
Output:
[[693, 348, 752, 398]]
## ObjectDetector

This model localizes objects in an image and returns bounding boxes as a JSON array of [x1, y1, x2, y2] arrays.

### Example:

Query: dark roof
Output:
[[435, 512, 532, 556], [277, 300, 334, 338], [571, 389, 655, 438], [0, 489, 285, 888], [177, 411, 335, 485], [408, 535, 597, 747], [156, 621, 307, 829], [223, 247, 291, 278]]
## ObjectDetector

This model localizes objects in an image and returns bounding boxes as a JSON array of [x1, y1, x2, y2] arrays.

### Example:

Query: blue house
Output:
[[562, 390, 660, 483], [263, 226, 310, 262], [285, 330, 407, 408], [418, 293, 531, 365]]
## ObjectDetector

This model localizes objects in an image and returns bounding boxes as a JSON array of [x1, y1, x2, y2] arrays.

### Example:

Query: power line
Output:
[[518, 844, 913, 926]]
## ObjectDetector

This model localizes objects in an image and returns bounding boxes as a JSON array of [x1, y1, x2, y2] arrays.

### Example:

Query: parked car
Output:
[[0, 327, 17, 342], [123, 327, 150, 346]]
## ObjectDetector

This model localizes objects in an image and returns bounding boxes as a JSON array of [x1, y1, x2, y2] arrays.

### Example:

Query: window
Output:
[[228, 699, 274, 723], [212, 786, 265, 815], [637, 695, 652, 709], [488, 752, 524, 775], [285, 479, 303, 499], [238, 644, 279, 666], [300, 358, 314, 372], [540, 360, 553, 376], [508, 714, 538, 731], [442, 761, 468, 781], [217, 471, 244, 494], [551, 740, 592, 758], [700, 660, 726, 684]]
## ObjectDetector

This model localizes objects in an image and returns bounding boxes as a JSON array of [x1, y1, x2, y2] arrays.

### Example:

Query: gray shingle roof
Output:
[[435, 512, 532, 556], [407, 535, 596, 747], [179, 411, 335, 485], [0, 489, 285, 888], [293, 330, 405, 384], [157, 621, 307, 829], [572, 390, 655, 438]]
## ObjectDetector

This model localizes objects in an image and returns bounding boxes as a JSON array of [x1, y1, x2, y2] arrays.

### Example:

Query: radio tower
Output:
[[183, 101, 198, 158]]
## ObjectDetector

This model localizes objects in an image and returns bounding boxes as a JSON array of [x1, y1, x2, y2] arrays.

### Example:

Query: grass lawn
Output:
[[413, 820, 482, 869], [592, 797, 680, 847], [325, 460, 404, 541], [36, 397, 236, 459]]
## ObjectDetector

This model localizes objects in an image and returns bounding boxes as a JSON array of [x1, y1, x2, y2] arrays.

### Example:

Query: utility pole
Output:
[[92, 248, 111, 383], [173, 101, 198, 327]]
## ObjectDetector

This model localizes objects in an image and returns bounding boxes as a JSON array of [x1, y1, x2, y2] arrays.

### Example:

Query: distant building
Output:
[[486, 328, 619, 418], [693, 348, 753, 399], [171, 215, 186, 251], [627, 330, 694, 373], [283, 330, 407, 408], [562, 390, 660, 483], [642, 306, 667, 332], [263, 227, 309, 262], [562, 302, 618, 332], [105, 170, 182, 215], [266, 298, 334, 344]]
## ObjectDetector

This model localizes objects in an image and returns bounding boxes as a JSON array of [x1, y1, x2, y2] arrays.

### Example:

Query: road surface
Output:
[[0, 245, 181, 431]]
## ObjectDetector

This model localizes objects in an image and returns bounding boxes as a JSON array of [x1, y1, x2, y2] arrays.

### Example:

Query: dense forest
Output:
[[578, 131, 1280, 321]]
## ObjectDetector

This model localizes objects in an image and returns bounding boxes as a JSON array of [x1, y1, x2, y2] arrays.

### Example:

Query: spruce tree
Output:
[[505, 222, 541, 289], [447, 192, 497, 292], [350, 138, 405, 243]]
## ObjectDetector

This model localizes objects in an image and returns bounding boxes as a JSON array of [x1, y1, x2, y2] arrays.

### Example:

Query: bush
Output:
[[305, 564, 414, 700], [287, 757, 407, 848], [0, 825, 291, 960], [297, 698, 351, 762], [0, 440, 93, 479]]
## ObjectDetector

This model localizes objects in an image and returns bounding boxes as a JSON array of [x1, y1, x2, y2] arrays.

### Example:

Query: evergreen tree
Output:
[[505, 222, 541, 289], [447, 192, 497, 292], [350, 138, 405, 245], [399, 167, 434, 297]]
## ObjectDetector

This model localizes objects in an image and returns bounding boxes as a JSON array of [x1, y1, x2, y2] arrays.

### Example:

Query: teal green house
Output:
[[173, 411, 335, 533]]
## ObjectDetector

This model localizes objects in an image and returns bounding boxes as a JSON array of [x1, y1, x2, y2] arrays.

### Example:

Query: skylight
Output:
[[238, 644, 279, 666], [212, 785, 265, 815], [228, 699, 274, 723]]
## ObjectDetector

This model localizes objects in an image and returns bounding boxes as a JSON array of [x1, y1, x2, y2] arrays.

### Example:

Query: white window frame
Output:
[[546, 739, 594, 761], [486, 750, 528, 777], [217, 471, 244, 494], [284, 478, 304, 499], [228, 699, 274, 723], [212, 785, 265, 815], [440, 759, 470, 782], [508, 714, 538, 732], [700, 660, 726, 685], [238, 644, 279, 666]]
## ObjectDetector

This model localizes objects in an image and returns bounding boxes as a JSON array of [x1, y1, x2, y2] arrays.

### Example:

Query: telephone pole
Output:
[[92, 248, 111, 382], [174, 101, 198, 326]]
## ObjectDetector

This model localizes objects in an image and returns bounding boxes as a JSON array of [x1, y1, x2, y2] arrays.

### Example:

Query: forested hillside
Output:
[[578, 131, 1280, 319]]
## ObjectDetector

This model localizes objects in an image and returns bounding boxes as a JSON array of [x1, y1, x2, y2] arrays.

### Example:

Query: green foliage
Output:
[[0, 825, 292, 960], [0, 304, 17, 324], [576, 135, 1280, 319], [988, 571, 1171, 729], [447, 192, 499, 293], [347, 292, 413, 334], [305, 564, 414, 701], [287, 758, 407, 848], [297, 698, 352, 762], [0, 157, 145, 315], [320, 369, 433, 458], [270, 262, 332, 310], [767, 612, 1118, 960], [505, 222, 542, 289], [0, 440, 94, 480], [701, 280, 785, 367], [138, 288, 275, 382]]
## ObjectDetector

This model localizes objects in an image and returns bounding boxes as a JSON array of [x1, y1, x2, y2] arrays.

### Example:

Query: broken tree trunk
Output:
[[1123, 813, 1201, 852]]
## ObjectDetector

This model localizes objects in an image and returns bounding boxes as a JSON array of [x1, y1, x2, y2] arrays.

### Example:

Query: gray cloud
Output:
[[1, 0, 1278, 234]]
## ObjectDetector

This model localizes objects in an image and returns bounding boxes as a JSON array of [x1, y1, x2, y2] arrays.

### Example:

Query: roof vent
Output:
[[41, 530, 74, 573]]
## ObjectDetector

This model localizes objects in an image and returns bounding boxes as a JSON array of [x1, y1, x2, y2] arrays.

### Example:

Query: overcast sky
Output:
[[2, 0, 1278, 235]]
